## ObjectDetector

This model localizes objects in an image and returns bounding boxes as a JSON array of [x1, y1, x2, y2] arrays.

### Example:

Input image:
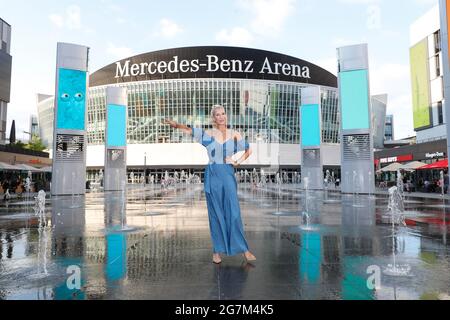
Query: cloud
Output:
[[338, 0, 380, 4], [108, 4, 122, 12], [337, 0, 383, 31], [239, 0, 296, 36], [366, 5, 382, 30], [155, 18, 183, 38], [99, 0, 123, 11], [107, 43, 133, 60], [116, 17, 127, 24], [370, 63, 410, 93], [313, 57, 338, 75], [370, 62, 415, 139], [49, 5, 82, 30], [332, 36, 368, 47], [414, 0, 438, 5], [216, 27, 254, 46], [215, 0, 296, 46], [49, 14, 64, 28]]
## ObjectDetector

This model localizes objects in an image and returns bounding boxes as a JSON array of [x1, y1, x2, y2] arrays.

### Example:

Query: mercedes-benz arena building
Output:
[[38, 46, 340, 182]]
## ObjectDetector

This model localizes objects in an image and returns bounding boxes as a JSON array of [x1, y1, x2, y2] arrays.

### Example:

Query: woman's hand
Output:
[[225, 157, 239, 167], [164, 119, 178, 128]]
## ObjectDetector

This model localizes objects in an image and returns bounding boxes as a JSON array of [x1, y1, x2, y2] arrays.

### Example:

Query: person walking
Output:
[[164, 105, 256, 264]]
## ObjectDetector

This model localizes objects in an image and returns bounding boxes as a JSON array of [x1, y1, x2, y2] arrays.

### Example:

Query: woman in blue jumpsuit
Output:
[[164, 105, 256, 264]]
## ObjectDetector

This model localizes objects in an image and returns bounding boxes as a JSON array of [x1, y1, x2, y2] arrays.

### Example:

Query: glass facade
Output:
[[0, 18, 11, 145], [87, 79, 339, 146], [384, 114, 394, 141], [40, 78, 339, 184], [321, 89, 340, 144], [0, 18, 11, 54], [37, 96, 54, 148]]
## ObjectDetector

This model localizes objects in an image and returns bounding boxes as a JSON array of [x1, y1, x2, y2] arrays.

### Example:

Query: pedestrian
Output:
[[164, 105, 256, 264]]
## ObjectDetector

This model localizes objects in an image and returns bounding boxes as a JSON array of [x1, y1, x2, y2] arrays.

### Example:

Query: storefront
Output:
[[375, 139, 447, 190], [375, 139, 447, 168]]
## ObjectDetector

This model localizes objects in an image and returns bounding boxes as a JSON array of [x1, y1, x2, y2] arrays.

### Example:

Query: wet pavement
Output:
[[1, 184, 450, 300]]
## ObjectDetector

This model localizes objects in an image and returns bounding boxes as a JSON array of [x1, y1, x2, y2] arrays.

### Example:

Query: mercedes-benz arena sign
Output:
[[90, 46, 337, 88]]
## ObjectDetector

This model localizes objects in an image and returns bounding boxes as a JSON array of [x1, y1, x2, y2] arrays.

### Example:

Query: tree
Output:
[[10, 139, 26, 148], [25, 135, 47, 152]]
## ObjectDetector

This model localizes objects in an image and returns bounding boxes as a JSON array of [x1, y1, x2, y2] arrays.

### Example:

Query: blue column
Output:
[[337, 44, 375, 194], [51, 43, 89, 196]]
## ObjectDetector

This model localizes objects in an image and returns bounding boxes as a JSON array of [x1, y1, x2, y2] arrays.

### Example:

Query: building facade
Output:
[[0, 18, 11, 145], [410, 5, 445, 143], [384, 114, 394, 141], [29, 114, 38, 138], [38, 46, 341, 182], [36, 93, 53, 148], [371, 94, 388, 149]]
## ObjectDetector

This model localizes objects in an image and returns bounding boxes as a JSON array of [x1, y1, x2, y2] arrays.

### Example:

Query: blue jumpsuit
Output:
[[192, 128, 250, 256]]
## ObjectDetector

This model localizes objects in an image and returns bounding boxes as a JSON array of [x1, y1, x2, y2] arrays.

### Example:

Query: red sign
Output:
[[378, 154, 413, 164], [397, 154, 414, 162]]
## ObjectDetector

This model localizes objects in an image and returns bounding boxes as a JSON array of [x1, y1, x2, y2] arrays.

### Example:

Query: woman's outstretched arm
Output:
[[236, 147, 252, 166], [226, 131, 252, 167], [163, 119, 192, 135]]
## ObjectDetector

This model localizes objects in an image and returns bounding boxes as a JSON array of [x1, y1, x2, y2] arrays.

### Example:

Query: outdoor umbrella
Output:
[[418, 159, 448, 170], [9, 120, 16, 144], [15, 163, 42, 172], [0, 162, 20, 170], [400, 161, 427, 171], [39, 166, 52, 173], [379, 162, 403, 172]]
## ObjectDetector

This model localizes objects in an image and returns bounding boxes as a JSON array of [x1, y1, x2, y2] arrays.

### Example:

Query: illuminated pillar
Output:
[[104, 193, 127, 282], [300, 86, 323, 190], [51, 197, 86, 299], [51, 43, 89, 196], [439, 0, 450, 185], [337, 44, 375, 194], [104, 87, 128, 191]]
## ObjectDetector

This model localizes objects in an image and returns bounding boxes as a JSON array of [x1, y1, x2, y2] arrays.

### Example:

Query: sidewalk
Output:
[[258, 184, 450, 200], [373, 188, 450, 200]]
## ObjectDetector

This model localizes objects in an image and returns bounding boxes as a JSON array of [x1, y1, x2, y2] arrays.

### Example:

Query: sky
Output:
[[0, 0, 439, 141]]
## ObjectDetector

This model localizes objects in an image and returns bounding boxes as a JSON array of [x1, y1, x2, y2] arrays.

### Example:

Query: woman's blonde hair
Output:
[[210, 105, 226, 127]]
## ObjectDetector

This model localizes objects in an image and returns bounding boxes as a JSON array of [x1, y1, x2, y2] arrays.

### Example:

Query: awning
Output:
[[418, 159, 448, 170]]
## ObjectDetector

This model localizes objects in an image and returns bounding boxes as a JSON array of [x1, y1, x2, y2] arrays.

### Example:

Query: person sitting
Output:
[[424, 180, 430, 192], [445, 173, 449, 194], [3, 189, 11, 201], [405, 180, 410, 193]]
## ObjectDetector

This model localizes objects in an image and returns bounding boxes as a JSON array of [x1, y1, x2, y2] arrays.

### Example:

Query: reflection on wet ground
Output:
[[1, 184, 450, 300]]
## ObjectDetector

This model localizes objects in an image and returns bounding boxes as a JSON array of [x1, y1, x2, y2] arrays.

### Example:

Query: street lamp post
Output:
[[23, 131, 32, 139], [0, 130, 6, 144], [144, 152, 147, 184]]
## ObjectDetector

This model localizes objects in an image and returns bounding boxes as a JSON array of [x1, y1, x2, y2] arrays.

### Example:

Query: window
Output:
[[434, 30, 441, 54], [438, 101, 444, 125], [40, 79, 341, 146]]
